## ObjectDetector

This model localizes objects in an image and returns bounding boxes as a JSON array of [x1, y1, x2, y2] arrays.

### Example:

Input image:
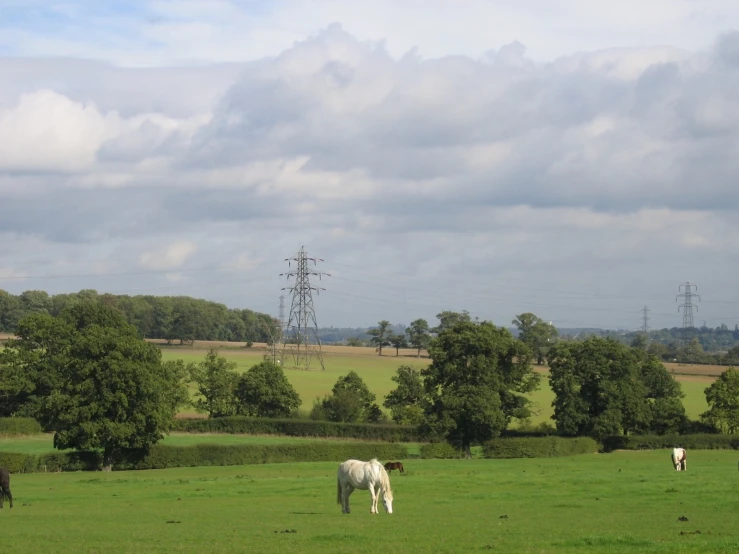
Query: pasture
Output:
[[2, 451, 739, 553], [161, 344, 712, 423]]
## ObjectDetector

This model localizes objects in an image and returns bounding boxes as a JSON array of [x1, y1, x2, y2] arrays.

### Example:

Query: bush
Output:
[[419, 442, 464, 459], [0, 452, 31, 473], [0, 417, 43, 436], [171, 416, 420, 442], [482, 436, 599, 458], [601, 433, 739, 452], [0, 442, 409, 472]]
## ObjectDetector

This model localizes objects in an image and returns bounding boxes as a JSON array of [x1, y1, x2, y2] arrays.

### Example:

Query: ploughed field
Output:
[[2, 450, 738, 553], [160, 343, 713, 423]]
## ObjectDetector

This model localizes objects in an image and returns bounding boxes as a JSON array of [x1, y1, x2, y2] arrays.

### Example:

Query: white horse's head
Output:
[[382, 489, 393, 514]]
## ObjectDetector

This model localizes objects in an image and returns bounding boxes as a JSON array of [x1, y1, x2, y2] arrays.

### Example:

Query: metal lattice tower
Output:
[[280, 246, 330, 370], [641, 305, 650, 334], [676, 282, 700, 342]]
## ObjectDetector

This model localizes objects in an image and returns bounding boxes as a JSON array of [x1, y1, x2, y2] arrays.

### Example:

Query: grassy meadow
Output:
[[2, 451, 739, 553], [163, 343, 713, 423]]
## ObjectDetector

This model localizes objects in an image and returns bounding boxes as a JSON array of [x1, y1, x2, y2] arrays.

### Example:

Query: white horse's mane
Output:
[[373, 459, 393, 498]]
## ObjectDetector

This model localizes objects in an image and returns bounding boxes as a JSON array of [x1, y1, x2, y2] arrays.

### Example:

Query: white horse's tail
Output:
[[337, 474, 342, 504]]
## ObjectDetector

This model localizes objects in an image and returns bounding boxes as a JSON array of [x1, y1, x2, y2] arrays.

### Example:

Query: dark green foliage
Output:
[[482, 436, 599, 458], [189, 349, 238, 418], [512, 312, 558, 365], [234, 361, 301, 418], [406, 319, 430, 357], [311, 371, 384, 423], [1, 304, 189, 470], [0, 452, 29, 473], [171, 416, 421, 441], [0, 289, 277, 343], [419, 442, 465, 459], [421, 320, 540, 457], [383, 365, 425, 424], [0, 418, 42, 436], [601, 433, 739, 452], [701, 367, 739, 433], [548, 337, 686, 438], [1, 442, 409, 472], [367, 320, 393, 356]]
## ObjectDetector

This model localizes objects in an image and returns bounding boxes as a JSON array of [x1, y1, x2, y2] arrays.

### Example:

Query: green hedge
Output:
[[0, 417, 42, 436], [483, 436, 599, 458], [601, 434, 739, 452], [419, 442, 465, 459], [1, 442, 409, 473], [172, 416, 420, 442]]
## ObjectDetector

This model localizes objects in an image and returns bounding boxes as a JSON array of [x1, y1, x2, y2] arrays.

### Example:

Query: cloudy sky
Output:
[[2, 1, 739, 331]]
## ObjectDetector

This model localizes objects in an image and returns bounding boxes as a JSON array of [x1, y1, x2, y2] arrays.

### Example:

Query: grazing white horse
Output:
[[337, 458, 393, 514], [671, 447, 687, 471]]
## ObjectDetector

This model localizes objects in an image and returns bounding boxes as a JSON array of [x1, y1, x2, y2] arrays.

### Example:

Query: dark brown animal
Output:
[[384, 461, 404, 474], [0, 466, 12, 509]]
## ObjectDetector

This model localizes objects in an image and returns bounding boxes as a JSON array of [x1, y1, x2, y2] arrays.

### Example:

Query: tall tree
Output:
[[313, 371, 382, 423], [433, 310, 471, 334], [0, 303, 188, 470], [389, 332, 409, 356], [548, 337, 685, 438], [383, 365, 425, 424], [406, 319, 431, 357], [190, 349, 238, 418], [512, 312, 558, 365], [234, 360, 301, 418], [701, 367, 739, 434], [421, 320, 540, 458], [367, 320, 393, 356]]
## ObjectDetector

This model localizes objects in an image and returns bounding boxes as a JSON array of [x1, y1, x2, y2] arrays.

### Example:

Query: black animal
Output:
[[0, 466, 13, 509]]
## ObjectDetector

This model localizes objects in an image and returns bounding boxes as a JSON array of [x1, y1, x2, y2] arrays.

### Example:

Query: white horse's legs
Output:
[[342, 485, 354, 513], [369, 484, 378, 513]]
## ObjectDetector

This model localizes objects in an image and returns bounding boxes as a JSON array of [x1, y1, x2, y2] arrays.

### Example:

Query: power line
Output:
[[641, 305, 650, 333], [677, 282, 700, 343], [280, 246, 329, 371]]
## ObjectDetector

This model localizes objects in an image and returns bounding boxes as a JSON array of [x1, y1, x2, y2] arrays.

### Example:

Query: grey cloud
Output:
[[4, 27, 739, 329]]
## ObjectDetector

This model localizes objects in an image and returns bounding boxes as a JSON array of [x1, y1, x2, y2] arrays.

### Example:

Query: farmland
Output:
[[161, 342, 714, 423], [2, 450, 738, 553]]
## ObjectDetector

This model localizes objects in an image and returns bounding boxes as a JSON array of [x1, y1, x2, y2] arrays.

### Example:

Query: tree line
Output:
[[3, 302, 739, 465], [0, 289, 277, 344]]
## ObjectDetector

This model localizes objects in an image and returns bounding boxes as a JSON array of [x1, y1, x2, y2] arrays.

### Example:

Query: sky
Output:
[[2, 1, 739, 331]]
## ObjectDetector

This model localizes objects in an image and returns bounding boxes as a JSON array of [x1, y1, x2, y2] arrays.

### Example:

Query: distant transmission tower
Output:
[[676, 282, 700, 343], [280, 246, 330, 370], [641, 305, 650, 334]]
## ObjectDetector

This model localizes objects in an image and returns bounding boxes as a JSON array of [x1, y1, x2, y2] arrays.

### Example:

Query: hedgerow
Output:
[[172, 416, 420, 441], [482, 436, 599, 458], [0, 418, 42, 436]]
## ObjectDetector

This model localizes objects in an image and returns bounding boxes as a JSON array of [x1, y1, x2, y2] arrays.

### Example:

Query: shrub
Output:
[[0, 442, 409, 472], [171, 416, 420, 442], [601, 433, 739, 452], [482, 436, 599, 458], [0, 453, 31, 473], [0, 417, 43, 436], [419, 442, 464, 459]]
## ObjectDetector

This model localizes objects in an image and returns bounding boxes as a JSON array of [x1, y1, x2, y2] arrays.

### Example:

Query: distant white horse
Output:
[[337, 459, 393, 514], [671, 447, 687, 471]]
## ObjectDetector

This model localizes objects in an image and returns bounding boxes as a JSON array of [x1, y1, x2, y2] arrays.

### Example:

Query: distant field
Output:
[[163, 345, 712, 424], [0, 335, 718, 423]]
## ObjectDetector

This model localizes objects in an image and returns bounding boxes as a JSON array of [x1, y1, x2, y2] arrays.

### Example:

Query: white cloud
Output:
[[2, 23, 739, 330], [139, 241, 197, 270]]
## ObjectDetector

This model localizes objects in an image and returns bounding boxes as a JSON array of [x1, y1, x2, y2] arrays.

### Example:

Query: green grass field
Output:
[[165, 347, 712, 424], [2, 451, 738, 553]]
